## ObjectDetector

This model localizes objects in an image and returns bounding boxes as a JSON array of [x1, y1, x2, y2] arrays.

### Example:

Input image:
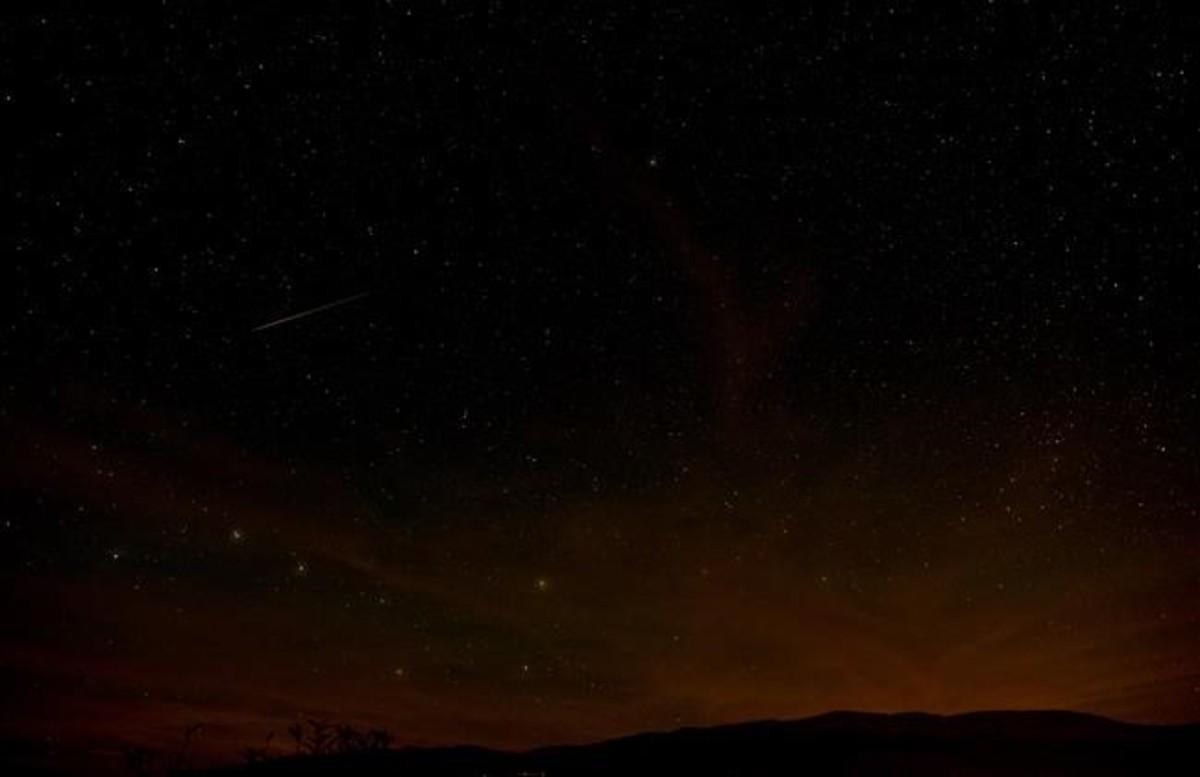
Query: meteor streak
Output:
[[251, 292, 370, 332]]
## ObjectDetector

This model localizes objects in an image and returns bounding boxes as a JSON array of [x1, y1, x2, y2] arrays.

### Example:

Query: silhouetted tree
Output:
[[304, 718, 334, 755], [122, 723, 204, 776], [334, 724, 363, 753], [366, 729, 394, 750], [287, 722, 304, 755], [166, 722, 203, 772], [240, 729, 276, 765], [122, 746, 158, 776]]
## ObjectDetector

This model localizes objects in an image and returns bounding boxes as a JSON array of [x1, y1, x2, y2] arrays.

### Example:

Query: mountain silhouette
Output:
[[192, 710, 1199, 776]]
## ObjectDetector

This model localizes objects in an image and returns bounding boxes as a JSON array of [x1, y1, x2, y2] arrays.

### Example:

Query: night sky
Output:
[[4, 3, 1199, 771]]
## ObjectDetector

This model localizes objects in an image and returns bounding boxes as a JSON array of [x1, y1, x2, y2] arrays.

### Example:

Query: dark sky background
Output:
[[4, 3, 1199, 772]]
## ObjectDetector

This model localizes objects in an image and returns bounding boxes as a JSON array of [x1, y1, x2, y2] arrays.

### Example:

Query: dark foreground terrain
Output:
[[194, 711, 1199, 776]]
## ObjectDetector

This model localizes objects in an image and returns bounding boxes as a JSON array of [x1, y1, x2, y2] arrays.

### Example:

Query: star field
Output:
[[3, 3, 1199, 772]]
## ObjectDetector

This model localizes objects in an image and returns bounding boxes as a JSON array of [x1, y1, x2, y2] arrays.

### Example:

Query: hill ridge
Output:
[[192, 710, 1200, 776]]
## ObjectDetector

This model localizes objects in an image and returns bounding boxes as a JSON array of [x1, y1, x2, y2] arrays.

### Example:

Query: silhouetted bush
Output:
[[122, 722, 202, 776], [283, 717, 393, 757], [240, 730, 275, 765], [124, 718, 392, 773]]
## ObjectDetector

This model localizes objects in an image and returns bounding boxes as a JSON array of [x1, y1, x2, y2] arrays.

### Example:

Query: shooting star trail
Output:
[[252, 292, 370, 332]]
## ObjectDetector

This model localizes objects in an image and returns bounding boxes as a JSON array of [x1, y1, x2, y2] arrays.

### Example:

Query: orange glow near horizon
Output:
[[5, 398, 1198, 770]]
